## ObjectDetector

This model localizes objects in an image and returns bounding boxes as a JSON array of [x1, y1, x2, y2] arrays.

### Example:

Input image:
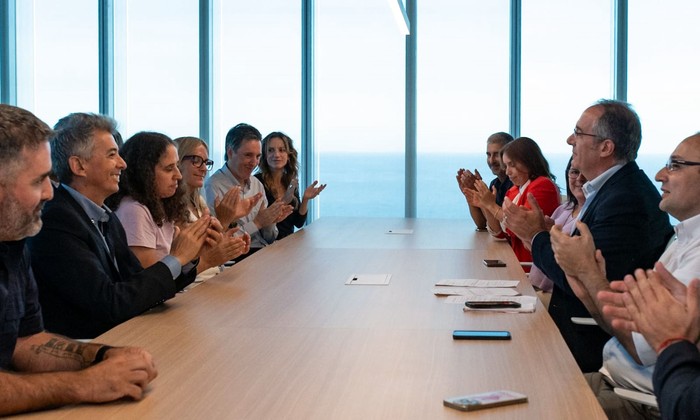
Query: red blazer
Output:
[[505, 176, 560, 267]]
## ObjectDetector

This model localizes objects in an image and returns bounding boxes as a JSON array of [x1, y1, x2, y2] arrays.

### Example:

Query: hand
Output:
[[620, 265, 700, 353], [463, 179, 496, 209], [550, 220, 599, 277], [456, 169, 481, 194], [78, 347, 157, 402], [215, 187, 262, 228], [303, 180, 326, 201], [170, 216, 211, 266], [199, 229, 249, 268], [254, 200, 294, 229], [501, 193, 547, 243]]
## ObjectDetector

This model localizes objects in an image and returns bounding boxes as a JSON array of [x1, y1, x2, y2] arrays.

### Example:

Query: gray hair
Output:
[[0, 104, 52, 184], [591, 99, 642, 162], [51, 113, 118, 184]]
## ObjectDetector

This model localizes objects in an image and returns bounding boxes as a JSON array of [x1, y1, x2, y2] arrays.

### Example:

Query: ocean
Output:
[[317, 152, 669, 219]]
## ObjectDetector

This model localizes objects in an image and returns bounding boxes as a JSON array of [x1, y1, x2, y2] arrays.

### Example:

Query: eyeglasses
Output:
[[666, 157, 700, 172], [572, 128, 600, 139], [567, 169, 581, 179], [182, 155, 214, 170]]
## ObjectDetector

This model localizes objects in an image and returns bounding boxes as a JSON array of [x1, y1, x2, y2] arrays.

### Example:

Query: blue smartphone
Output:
[[452, 330, 511, 340]]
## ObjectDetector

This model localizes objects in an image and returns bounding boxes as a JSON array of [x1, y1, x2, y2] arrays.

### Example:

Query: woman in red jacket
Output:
[[465, 137, 560, 268]]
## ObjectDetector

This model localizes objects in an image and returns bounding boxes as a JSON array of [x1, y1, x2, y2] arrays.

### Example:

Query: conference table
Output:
[[19, 217, 605, 419]]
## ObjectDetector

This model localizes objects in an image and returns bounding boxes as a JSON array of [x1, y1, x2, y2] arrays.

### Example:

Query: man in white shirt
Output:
[[204, 123, 292, 258], [550, 133, 700, 419]]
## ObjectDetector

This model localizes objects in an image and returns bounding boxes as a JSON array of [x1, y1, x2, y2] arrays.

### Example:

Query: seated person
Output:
[[204, 123, 293, 259], [255, 131, 326, 240], [0, 104, 157, 415], [457, 131, 513, 231], [465, 137, 560, 269], [175, 136, 255, 279], [529, 157, 587, 292], [29, 115, 211, 338]]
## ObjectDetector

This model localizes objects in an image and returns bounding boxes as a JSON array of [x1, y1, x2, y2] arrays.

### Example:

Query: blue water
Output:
[[318, 152, 668, 219]]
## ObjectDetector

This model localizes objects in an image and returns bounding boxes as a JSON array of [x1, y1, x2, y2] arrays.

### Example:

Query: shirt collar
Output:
[[582, 163, 625, 199], [220, 163, 251, 191], [674, 212, 700, 245], [61, 184, 111, 223]]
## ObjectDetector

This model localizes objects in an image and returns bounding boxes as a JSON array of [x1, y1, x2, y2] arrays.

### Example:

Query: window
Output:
[[316, 0, 405, 217], [16, 0, 98, 127], [417, 0, 510, 218]]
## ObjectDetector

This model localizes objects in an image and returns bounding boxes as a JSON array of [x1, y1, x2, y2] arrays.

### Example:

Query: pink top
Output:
[[114, 196, 174, 261], [528, 202, 578, 292]]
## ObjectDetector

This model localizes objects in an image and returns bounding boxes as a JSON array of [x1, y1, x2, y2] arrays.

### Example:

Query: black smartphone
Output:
[[482, 259, 507, 267], [465, 301, 521, 309], [452, 330, 511, 340]]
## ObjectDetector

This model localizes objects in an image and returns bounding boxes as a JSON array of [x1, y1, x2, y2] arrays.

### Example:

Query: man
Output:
[[28, 113, 213, 338], [550, 133, 700, 418], [456, 132, 514, 231], [204, 123, 292, 257], [502, 99, 673, 372], [0, 104, 157, 415], [603, 265, 700, 420]]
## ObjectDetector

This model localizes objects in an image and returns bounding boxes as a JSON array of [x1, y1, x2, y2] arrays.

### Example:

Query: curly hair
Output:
[[106, 131, 188, 226], [500, 137, 556, 183], [257, 132, 299, 192]]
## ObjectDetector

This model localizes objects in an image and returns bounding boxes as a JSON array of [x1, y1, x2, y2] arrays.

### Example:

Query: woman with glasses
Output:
[[255, 132, 326, 240], [466, 137, 560, 270], [529, 157, 587, 295], [175, 136, 253, 278]]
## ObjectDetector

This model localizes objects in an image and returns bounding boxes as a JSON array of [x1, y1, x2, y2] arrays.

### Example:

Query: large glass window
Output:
[[216, 1, 301, 172], [121, 0, 198, 140], [417, 0, 510, 218], [521, 0, 612, 188], [316, 0, 406, 217], [16, 0, 98, 127], [628, 1, 700, 169]]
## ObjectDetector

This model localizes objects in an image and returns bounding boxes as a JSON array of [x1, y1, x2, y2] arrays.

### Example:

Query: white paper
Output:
[[432, 287, 520, 296], [385, 229, 413, 235], [436, 279, 520, 288], [345, 274, 392, 285]]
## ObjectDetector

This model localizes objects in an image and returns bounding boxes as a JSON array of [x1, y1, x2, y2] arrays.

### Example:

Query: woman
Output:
[[466, 137, 560, 269], [175, 136, 252, 278], [255, 132, 326, 239], [529, 158, 587, 292], [108, 132, 225, 275]]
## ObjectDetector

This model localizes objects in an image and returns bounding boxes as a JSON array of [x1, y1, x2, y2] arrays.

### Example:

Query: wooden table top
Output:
[[18, 218, 605, 419]]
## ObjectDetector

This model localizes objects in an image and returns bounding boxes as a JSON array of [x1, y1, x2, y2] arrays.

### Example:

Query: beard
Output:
[[0, 194, 44, 241]]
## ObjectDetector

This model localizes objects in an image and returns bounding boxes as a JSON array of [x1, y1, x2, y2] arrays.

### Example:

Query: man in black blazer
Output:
[[28, 113, 213, 338], [502, 99, 673, 372]]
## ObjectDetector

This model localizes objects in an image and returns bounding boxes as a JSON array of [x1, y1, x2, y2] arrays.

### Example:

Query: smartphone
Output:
[[465, 301, 521, 309], [444, 390, 527, 412], [452, 330, 511, 340], [482, 259, 507, 267], [282, 179, 298, 204]]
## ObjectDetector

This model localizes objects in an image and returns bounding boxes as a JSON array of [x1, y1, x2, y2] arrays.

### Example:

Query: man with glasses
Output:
[[502, 99, 673, 373], [27, 113, 212, 338], [549, 133, 700, 419]]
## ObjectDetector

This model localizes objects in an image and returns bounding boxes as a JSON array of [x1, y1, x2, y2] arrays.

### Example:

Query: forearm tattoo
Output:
[[30, 338, 90, 368]]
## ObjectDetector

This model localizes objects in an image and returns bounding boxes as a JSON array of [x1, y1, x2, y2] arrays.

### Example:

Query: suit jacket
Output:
[[653, 340, 700, 420], [531, 161, 673, 372], [27, 185, 196, 338]]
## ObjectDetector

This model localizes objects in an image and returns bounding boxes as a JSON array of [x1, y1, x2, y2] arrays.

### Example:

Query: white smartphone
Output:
[[282, 179, 298, 204], [443, 390, 527, 412]]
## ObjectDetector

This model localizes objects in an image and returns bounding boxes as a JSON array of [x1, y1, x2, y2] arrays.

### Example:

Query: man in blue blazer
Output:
[[28, 113, 213, 338], [503, 99, 674, 372]]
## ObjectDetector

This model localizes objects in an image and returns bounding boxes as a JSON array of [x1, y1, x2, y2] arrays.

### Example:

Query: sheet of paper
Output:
[[385, 228, 413, 235], [460, 295, 538, 313], [436, 279, 520, 288], [345, 274, 392, 285], [432, 287, 520, 297]]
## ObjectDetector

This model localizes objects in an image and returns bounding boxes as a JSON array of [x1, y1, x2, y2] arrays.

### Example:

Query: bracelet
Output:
[[92, 345, 114, 365], [656, 337, 688, 354]]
